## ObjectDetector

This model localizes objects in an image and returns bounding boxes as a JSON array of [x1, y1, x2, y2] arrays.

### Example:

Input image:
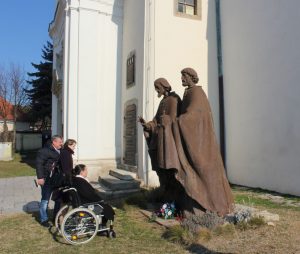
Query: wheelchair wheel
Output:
[[61, 207, 99, 245], [108, 230, 116, 238], [55, 204, 71, 234]]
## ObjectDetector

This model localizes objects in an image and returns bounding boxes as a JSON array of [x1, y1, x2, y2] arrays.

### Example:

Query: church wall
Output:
[[50, 0, 66, 137], [221, 0, 300, 195], [152, 0, 220, 143], [75, 0, 123, 172], [121, 0, 145, 179], [51, 0, 124, 180]]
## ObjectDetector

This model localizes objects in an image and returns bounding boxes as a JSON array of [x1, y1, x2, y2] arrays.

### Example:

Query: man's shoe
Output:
[[41, 220, 50, 228]]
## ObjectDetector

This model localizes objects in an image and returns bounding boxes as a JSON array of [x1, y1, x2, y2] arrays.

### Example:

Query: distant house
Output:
[[0, 97, 14, 132], [0, 97, 31, 132]]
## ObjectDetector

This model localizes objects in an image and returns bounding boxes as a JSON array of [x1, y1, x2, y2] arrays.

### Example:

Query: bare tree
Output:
[[9, 63, 29, 149], [0, 66, 13, 142]]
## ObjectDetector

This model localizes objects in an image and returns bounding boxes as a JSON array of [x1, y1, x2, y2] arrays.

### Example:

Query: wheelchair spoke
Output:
[[61, 208, 99, 245]]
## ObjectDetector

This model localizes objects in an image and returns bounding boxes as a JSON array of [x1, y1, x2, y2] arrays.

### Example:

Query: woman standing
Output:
[[60, 139, 77, 184]]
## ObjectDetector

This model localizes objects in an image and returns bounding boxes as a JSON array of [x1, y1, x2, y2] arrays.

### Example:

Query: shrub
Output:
[[236, 216, 266, 231], [162, 225, 191, 244], [248, 216, 266, 228], [182, 211, 225, 233], [197, 228, 212, 241], [214, 223, 236, 236]]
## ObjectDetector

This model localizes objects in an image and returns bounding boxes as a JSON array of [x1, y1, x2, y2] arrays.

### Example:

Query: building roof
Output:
[[0, 97, 14, 121], [0, 97, 30, 122]]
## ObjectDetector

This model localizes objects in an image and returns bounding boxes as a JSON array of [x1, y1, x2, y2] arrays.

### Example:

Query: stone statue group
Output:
[[138, 68, 234, 217]]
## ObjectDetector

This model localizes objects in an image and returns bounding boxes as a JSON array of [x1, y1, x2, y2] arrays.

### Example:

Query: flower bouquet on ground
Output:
[[153, 202, 183, 220]]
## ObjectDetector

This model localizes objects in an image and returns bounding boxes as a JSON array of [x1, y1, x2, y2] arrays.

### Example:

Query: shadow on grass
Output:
[[19, 150, 38, 168], [187, 244, 234, 254], [23, 206, 69, 245], [124, 187, 165, 210]]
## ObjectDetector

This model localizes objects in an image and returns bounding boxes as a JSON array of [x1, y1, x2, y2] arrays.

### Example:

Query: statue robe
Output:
[[173, 86, 233, 216], [144, 92, 181, 171]]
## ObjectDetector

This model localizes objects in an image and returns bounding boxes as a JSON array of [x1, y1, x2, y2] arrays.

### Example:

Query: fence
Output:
[[16, 132, 42, 152]]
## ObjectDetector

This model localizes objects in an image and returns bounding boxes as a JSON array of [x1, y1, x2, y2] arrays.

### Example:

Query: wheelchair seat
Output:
[[61, 187, 81, 208]]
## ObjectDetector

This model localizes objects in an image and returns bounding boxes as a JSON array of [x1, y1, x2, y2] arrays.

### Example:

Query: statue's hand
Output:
[[138, 116, 146, 125], [143, 123, 152, 131]]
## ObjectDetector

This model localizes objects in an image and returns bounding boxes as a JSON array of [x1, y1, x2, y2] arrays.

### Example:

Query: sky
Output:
[[0, 0, 56, 74]]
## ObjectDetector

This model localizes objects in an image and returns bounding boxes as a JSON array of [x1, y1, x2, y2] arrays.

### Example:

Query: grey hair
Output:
[[51, 135, 62, 142]]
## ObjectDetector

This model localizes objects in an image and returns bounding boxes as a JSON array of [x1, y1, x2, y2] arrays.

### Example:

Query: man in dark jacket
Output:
[[36, 135, 63, 227]]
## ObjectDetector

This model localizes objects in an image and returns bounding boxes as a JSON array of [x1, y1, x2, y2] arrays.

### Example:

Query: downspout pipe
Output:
[[215, 0, 226, 169]]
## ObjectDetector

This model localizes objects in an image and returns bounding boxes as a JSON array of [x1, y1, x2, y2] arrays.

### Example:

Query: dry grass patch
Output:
[[213, 223, 236, 237], [197, 228, 212, 242]]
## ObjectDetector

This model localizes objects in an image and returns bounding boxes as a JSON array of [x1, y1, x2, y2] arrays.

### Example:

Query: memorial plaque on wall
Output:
[[123, 104, 137, 166], [126, 54, 135, 88]]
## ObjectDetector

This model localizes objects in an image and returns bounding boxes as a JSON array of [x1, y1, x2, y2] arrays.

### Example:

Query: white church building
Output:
[[49, 0, 300, 196]]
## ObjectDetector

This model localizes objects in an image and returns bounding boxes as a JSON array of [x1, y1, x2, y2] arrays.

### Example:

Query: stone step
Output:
[[109, 168, 137, 181], [98, 175, 141, 191], [91, 182, 141, 200], [117, 164, 138, 173]]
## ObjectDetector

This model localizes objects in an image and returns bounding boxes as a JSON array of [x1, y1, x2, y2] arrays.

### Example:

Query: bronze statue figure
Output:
[[172, 68, 234, 216], [139, 70, 233, 217], [138, 78, 181, 193]]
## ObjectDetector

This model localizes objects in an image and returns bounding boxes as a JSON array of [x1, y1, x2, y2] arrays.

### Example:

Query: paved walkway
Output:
[[0, 176, 53, 215]]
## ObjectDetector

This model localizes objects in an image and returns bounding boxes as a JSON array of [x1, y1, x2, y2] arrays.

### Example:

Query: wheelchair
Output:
[[54, 186, 116, 245]]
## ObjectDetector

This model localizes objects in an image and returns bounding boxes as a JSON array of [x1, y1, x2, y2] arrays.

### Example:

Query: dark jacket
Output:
[[36, 145, 60, 179], [72, 176, 115, 220], [72, 176, 102, 204], [60, 146, 74, 180]]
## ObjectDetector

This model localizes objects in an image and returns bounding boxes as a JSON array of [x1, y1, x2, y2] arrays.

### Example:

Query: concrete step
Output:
[[91, 182, 141, 200], [109, 168, 137, 181], [98, 175, 141, 191], [117, 164, 138, 173]]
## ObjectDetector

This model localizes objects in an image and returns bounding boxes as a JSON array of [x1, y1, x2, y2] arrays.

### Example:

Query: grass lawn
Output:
[[0, 205, 189, 254], [1, 188, 300, 254], [0, 153, 299, 253], [0, 151, 36, 178]]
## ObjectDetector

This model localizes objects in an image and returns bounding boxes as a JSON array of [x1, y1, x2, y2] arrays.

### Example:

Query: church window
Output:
[[175, 0, 201, 20], [178, 0, 196, 15], [126, 53, 135, 88]]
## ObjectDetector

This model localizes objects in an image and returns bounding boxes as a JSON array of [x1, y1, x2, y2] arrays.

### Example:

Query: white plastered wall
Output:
[[51, 0, 124, 180], [50, 0, 66, 137], [121, 0, 146, 180], [152, 0, 220, 142], [221, 0, 300, 195]]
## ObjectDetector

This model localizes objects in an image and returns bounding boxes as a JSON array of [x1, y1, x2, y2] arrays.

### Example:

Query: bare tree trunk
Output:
[[12, 105, 17, 151], [0, 66, 11, 143], [9, 63, 28, 152], [2, 118, 9, 142]]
